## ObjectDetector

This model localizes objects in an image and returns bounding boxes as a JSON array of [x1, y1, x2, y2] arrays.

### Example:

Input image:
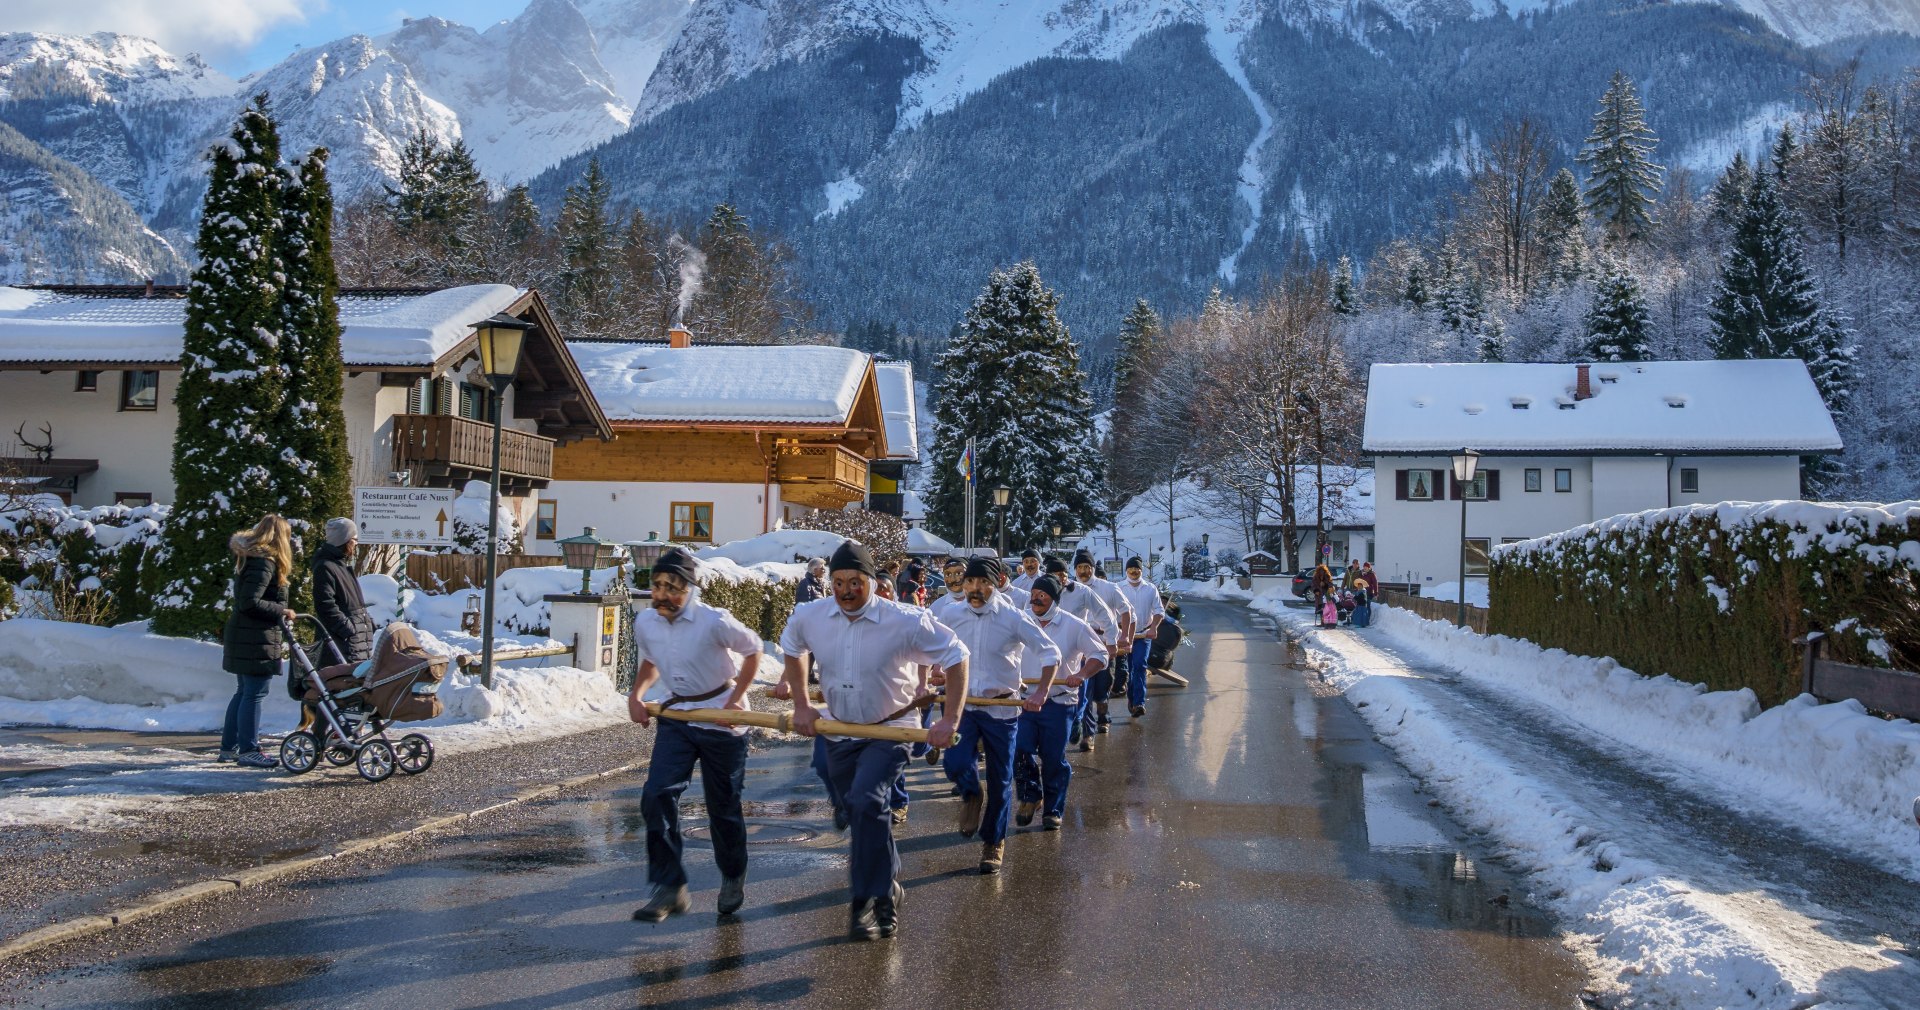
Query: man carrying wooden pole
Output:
[[780, 541, 970, 941], [626, 548, 762, 923]]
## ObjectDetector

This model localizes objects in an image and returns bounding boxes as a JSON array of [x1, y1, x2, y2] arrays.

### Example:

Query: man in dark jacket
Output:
[[795, 559, 827, 605], [311, 518, 375, 664]]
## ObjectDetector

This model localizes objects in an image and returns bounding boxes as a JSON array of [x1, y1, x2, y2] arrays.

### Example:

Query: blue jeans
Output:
[[220, 674, 273, 754], [1080, 664, 1114, 736], [943, 710, 1016, 844], [1015, 701, 1074, 819], [642, 719, 748, 888], [824, 737, 913, 901], [1128, 639, 1153, 709]]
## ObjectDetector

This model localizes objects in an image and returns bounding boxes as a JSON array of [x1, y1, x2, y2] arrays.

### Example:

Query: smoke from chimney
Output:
[[666, 233, 706, 327]]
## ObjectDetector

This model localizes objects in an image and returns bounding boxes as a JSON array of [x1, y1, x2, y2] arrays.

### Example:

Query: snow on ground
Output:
[[696, 528, 846, 566], [1244, 588, 1920, 1008]]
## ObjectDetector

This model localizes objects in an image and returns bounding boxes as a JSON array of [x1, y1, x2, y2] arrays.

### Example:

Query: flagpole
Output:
[[964, 436, 976, 554]]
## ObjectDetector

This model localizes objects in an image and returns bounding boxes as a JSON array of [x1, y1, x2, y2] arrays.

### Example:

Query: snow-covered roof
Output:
[[906, 527, 955, 555], [567, 341, 871, 425], [874, 361, 919, 460], [1258, 466, 1376, 528], [0, 285, 524, 366], [1363, 361, 1843, 455]]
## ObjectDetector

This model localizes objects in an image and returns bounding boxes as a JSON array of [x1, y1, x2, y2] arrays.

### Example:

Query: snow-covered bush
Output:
[[445, 480, 522, 555], [0, 496, 166, 625], [792, 509, 907, 564], [1180, 539, 1208, 578], [1493, 500, 1920, 706], [692, 557, 803, 641]]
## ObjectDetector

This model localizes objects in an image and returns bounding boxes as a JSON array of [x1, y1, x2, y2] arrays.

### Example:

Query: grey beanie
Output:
[[325, 517, 358, 547]]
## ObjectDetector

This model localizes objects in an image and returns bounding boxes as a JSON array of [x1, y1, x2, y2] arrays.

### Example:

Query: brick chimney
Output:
[[1574, 363, 1593, 401], [668, 326, 692, 349], [143, 278, 154, 298]]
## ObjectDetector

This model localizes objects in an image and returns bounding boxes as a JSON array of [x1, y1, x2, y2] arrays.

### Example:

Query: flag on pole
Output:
[[956, 443, 973, 484]]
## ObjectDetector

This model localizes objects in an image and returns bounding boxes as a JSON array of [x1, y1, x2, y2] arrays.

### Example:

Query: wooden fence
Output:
[[404, 553, 565, 593], [1798, 632, 1920, 721], [1380, 589, 1490, 635]]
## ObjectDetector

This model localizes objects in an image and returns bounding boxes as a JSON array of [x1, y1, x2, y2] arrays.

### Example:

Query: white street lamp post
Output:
[[1451, 448, 1480, 629]]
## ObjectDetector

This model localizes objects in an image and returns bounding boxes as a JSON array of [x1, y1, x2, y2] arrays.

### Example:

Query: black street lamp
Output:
[[992, 485, 1011, 558], [1451, 448, 1480, 629], [473, 313, 532, 690], [1201, 531, 1210, 577], [558, 526, 623, 595], [1051, 523, 1062, 553]]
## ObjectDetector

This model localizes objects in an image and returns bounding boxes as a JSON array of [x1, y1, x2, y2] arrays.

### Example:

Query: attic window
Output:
[[1412, 397, 1430, 408], [1463, 403, 1485, 415], [1558, 401, 1577, 411], [1598, 372, 1620, 384], [1510, 398, 1531, 410], [1665, 395, 1688, 409]]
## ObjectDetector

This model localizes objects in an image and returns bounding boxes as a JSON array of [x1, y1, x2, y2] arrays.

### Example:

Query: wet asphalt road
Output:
[[4, 600, 1589, 1008]]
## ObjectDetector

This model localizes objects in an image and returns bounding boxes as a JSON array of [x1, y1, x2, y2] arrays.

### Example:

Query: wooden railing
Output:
[[775, 444, 868, 491], [1381, 589, 1489, 635], [405, 552, 564, 592], [1797, 632, 1920, 721], [392, 413, 555, 484]]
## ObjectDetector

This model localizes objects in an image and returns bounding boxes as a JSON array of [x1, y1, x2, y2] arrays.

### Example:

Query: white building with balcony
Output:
[[1362, 360, 1842, 592]]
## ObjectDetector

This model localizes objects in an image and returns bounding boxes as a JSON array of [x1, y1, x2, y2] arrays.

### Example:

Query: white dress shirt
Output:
[[1000, 583, 1031, 610], [634, 597, 762, 736], [1054, 580, 1114, 637], [945, 591, 1060, 721], [779, 595, 969, 731], [1117, 578, 1167, 631], [1010, 571, 1039, 591], [1083, 575, 1132, 646], [1025, 607, 1105, 706], [928, 590, 969, 628]]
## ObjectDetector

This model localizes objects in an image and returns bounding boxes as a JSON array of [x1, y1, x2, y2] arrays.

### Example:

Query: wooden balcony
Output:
[[776, 443, 869, 509], [393, 413, 556, 493]]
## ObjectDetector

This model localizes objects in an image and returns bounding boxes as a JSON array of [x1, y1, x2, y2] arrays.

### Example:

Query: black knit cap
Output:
[[963, 557, 998, 582], [653, 547, 698, 584], [1021, 548, 1039, 560], [1073, 548, 1097, 568], [830, 541, 878, 579], [1044, 558, 1069, 576], [1126, 555, 1145, 570], [1030, 575, 1063, 603]]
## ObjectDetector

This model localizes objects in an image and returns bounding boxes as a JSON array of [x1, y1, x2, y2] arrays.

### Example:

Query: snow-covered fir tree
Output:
[[1111, 297, 1161, 417], [276, 147, 353, 550], [383, 127, 441, 232], [1537, 168, 1588, 284], [1331, 256, 1357, 314], [556, 158, 617, 338], [1577, 71, 1664, 245], [1709, 171, 1823, 361], [1582, 258, 1654, 361], [153, 96, 291, 637], [927, 262, 1103, 550], [1402, 259, 1428, 308], [1707, 151, 1752, 233]]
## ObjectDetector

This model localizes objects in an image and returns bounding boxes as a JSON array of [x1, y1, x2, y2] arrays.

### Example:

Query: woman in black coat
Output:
[[220, 514, 298, 768]]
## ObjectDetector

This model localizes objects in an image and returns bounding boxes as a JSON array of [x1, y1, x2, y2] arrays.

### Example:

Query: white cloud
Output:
[[8, 0, 317, 59]]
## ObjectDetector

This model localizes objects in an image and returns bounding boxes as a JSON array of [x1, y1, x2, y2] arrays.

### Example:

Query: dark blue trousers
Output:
[[814, 731, 908, 812], [1128, 639, 1153, 709], [943, 709, 1016, 844], [642, 718, 748, 888], [1015, 700, 1074, 819], [1080, 665, 1114, 737], [824, 737, 913, 901]]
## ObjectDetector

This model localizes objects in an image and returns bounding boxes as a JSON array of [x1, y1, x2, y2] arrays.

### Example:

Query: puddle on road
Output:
[[134, 953, 331, 996]]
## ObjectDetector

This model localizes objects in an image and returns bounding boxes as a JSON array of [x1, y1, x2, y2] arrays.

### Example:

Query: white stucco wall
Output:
[[1591, 457, 1670, 521], [0, 368, 178, 507], [532, 480, 784, 554], [1672, 456, 1802, 505]]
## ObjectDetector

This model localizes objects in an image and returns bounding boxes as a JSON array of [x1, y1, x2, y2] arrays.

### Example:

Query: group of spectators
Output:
[[1309, 559, 1379, 629]]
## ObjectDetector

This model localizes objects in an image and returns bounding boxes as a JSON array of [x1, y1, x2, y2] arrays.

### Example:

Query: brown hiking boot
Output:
[[1016, 799, 1037, 826], [957, 791, 983, 838], [891, 806, 909, 826], [979, 840, 1004, 875]]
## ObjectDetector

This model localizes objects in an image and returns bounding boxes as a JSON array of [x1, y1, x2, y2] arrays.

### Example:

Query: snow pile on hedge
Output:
[[698, 529, 846, 566]]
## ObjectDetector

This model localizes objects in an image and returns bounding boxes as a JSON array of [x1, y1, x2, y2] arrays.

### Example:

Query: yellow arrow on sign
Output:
[[435, 509, 449, 538]]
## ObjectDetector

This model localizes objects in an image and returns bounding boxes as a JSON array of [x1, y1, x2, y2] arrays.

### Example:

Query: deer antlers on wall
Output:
[[13, 422, 54, 463]]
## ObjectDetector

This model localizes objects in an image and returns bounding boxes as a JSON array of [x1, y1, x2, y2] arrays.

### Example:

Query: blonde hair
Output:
[[231, 514, 294, 586]]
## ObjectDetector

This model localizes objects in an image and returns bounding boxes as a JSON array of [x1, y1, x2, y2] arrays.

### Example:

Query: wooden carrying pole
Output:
[[810, 691, 1025, 709], [646, 703, 930, 743]]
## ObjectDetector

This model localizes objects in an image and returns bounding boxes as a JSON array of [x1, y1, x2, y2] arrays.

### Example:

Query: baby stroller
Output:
[[280, 617, 446, 782]]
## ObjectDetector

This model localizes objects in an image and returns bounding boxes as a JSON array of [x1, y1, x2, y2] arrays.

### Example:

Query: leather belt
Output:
[[664, 683, 729, 707]]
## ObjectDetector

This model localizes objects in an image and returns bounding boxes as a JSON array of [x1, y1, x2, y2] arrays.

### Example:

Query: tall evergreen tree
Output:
[[556, 158, 616, 338], [1111, 297, 1161, 416], [153, 95, 290, 637], [1709, 171, 1822, 361], [383, 127, 442, 231], [617, 207, 667, 335], [695, 203, 784, 343], [433, 138, 489, 273], [1330, 256, 1357, 314], [927, 262, 1102, 549], [1770, 122, 1798, 184], [1708, 151, 1753, 233], [1537, 168, 1588, 284], [1582, 258, 1654, 361], [1577, 70, 1665, 245], [1402, 259, 1428, 308], [276, 147, 354, 552]]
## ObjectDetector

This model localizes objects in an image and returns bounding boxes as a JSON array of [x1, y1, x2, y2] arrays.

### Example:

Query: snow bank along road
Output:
[[1269, 600, 1920, 1010]]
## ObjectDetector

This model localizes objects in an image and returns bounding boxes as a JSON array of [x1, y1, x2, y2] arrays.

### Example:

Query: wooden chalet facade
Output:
[[538, 330, 893, 550]]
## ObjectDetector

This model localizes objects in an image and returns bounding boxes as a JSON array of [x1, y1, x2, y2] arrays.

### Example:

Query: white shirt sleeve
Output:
[[1013, 607, 1062, 668], [1077, 621, 1108, 671], [907, 609, 970, 669], [777, 605, 811, 657], [714, 608, 761, 657]]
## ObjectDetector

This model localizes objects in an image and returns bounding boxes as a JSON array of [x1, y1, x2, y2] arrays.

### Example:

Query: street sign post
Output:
[[354, 487, 458, 547]]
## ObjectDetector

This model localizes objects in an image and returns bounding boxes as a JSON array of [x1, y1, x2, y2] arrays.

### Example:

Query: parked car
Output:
[[1291, 572, 1311, 598]]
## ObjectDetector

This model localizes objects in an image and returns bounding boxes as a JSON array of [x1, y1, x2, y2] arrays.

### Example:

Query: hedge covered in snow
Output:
[[1491, 500, 1920, 707], [0, 496, 167, 625]]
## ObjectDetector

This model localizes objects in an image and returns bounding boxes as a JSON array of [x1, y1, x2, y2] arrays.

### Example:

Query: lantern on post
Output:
[[460, 593, 482, 636], [472, 312, 534, 691], [626, 531, 670, 587], [992, 485, 1011, 558], [558, 526, 622, 595], [1451, 448, 1480, 629]]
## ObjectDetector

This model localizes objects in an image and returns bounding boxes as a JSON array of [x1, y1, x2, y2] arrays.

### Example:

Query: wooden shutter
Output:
[[1486, 470, 1501, 501], [1431, 470, 1447, 502], [1394, 470, 1408, 500], [1448, 470, 1462, 501], [405, 378, 423, 415], [434, 378, 454, 414]]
